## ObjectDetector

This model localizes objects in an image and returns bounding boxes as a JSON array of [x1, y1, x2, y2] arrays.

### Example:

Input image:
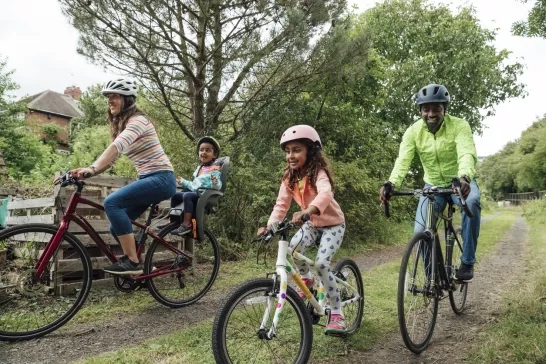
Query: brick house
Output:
[[24, 86, 84, 151]]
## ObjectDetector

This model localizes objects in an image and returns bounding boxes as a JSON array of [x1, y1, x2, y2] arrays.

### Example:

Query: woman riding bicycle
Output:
[[69, 78, 177, 275], [257, 124, 347, 335]]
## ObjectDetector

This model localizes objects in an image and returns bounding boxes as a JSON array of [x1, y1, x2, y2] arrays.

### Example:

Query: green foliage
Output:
[[478, 141, 519, 200], [512, 0, 546, 38], [523, 199, 546, 224], [10, 1, 528, 256], [0, 56, 54, 180], [358, 0, 526, 133], [70, 83, 107, 138], [479, 116, 546, 199]]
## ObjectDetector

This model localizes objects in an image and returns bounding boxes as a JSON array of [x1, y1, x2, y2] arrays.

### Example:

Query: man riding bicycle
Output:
[[380, 84, 481, 282]]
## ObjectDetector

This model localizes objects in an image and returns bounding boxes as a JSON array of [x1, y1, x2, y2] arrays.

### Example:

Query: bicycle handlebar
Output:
[[256, 214, 311, 244], [54, 171, 91, 188], [383, 177, 473, 218]]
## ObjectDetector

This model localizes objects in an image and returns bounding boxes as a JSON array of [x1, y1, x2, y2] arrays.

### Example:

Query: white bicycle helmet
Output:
[[101, 78, 138, 97]]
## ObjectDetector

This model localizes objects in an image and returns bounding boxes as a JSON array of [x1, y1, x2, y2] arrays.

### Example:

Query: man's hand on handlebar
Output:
[[452, 177, 470, 199], [379, 181, 394, 204]]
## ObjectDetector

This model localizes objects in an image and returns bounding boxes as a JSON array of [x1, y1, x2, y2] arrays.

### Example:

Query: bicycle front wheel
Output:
[[333, 258, 364, 335], [0, 224, 92, 341], [398, 232, 438, 354], [144, 222, 220, 308], [212, 278, 313, 364], [448, 227, 468, 315]]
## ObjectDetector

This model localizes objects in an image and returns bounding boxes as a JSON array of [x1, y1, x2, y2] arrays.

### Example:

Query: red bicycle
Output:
[[0, 171, 223, 341]]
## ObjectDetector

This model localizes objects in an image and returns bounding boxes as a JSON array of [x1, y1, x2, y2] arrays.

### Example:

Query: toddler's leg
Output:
[[316, 223, 345, 315]]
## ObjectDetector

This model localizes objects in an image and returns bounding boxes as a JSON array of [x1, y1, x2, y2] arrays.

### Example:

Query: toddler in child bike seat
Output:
[[170, 136, 222, 236], [257, 124, 347, 335]]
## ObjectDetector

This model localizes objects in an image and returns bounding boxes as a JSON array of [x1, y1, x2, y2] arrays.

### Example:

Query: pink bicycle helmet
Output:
[[280, 125, 322, 149]]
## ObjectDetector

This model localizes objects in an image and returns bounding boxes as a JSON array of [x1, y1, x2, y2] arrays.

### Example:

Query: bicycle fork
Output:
[[260, 240, 325, 339]]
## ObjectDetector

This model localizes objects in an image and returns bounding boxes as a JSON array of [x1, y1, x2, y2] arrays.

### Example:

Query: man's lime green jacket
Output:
[[389, 114, 478, 187]]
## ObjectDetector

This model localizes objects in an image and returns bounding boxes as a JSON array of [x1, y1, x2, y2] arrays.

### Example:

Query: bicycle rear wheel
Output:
[[0, 224, 92, 341], [212, 278, 313, 364], [333, 258, 364, 335], [448, 227, 468, 315], [398, 232, 438, 354], [144, 222, 220, 308]]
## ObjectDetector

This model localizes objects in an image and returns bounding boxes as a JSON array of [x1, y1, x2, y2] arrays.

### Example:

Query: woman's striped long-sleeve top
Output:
[[112, 115, 173, 176]]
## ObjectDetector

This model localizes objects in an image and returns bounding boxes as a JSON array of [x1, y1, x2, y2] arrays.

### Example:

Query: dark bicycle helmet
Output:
[[197, 136, 221, 156], [415, 84, 450, 105]]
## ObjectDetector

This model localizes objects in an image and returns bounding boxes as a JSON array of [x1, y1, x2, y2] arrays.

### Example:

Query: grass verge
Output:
[[80, 209, 518, 363], [468, 201, 546, 363]]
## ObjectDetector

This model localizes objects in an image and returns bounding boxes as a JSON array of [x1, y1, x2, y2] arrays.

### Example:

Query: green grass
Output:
[[469, 201, 546, 363], [80, 209, 519, 363], [68, 257, 269, 327]]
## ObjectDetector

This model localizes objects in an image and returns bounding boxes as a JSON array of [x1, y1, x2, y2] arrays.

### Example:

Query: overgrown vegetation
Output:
[[478, 116, 546, 200], [1, 0, 527, 256], [469, 200, 546, 363]]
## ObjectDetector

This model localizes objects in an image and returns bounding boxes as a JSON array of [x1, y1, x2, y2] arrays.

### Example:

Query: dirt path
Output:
[[338, 214, 529, 364], [0, 210, 509, 364]]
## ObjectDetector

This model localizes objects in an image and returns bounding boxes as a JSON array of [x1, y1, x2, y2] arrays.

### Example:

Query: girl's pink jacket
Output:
[[267, 169, 345, 228]]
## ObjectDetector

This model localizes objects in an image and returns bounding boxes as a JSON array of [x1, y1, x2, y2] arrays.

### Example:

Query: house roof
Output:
[[25, 90, 84, 118]]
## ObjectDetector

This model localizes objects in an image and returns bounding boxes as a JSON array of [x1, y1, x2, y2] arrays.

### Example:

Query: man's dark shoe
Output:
[[455, 263, 474, 282], [103, 255, 143, 275]]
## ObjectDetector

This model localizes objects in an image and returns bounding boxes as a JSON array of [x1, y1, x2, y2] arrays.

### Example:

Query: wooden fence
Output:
[[4, 174, 174, 294], [503, 190, 546, 205]]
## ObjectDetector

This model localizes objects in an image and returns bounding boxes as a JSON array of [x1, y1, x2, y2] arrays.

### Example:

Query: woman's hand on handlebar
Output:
[[70, 167, 94, 180]]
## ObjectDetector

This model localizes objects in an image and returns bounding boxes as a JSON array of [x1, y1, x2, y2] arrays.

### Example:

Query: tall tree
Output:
[[512, 0, 546, 38], [358, 0, 526, 134], [59, 0, 364, 140]]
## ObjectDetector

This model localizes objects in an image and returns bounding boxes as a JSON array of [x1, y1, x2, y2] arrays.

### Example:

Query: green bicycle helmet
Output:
[[197, 136, 221, 156]]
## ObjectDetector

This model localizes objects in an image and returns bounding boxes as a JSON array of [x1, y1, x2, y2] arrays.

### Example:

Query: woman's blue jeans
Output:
[[105, 170, 177, 238], [413, 180, 481, 265]]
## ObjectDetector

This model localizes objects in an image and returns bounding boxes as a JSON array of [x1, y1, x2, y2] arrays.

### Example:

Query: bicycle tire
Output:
[[0, 224, 92, 342], [144, 222, 220, 308], [333, 258, 364, 335], [397, 232, 438, 354], [212, 277, 313, 364], [447, 227, 468, 315]]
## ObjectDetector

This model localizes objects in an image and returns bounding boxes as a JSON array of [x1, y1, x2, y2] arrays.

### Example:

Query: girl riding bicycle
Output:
[[257, 124, 347, 335]]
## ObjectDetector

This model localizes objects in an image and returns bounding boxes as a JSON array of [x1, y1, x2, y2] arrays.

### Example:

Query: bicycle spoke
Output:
[[398, 234, 438, 353], [212, 278, 312, 364], [145, 223, 220, 308], [0, 225, 91, 341]]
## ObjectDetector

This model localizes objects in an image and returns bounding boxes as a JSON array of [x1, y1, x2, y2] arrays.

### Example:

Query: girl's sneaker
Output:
[[296, 277, 315, 300], [325, 314, 346, 335]]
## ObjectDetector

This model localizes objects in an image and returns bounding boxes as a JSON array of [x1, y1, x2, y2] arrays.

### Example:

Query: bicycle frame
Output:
[[261, 235, 361, 339], [34, 181, 190, 282], [421, 192, 462, 292]]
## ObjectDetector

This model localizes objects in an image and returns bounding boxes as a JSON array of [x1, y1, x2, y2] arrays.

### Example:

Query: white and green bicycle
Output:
[[211, 216, 364, 363]]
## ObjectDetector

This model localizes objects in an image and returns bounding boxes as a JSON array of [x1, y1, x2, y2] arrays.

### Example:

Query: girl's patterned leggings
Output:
[[289, 221, 345, 315]]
